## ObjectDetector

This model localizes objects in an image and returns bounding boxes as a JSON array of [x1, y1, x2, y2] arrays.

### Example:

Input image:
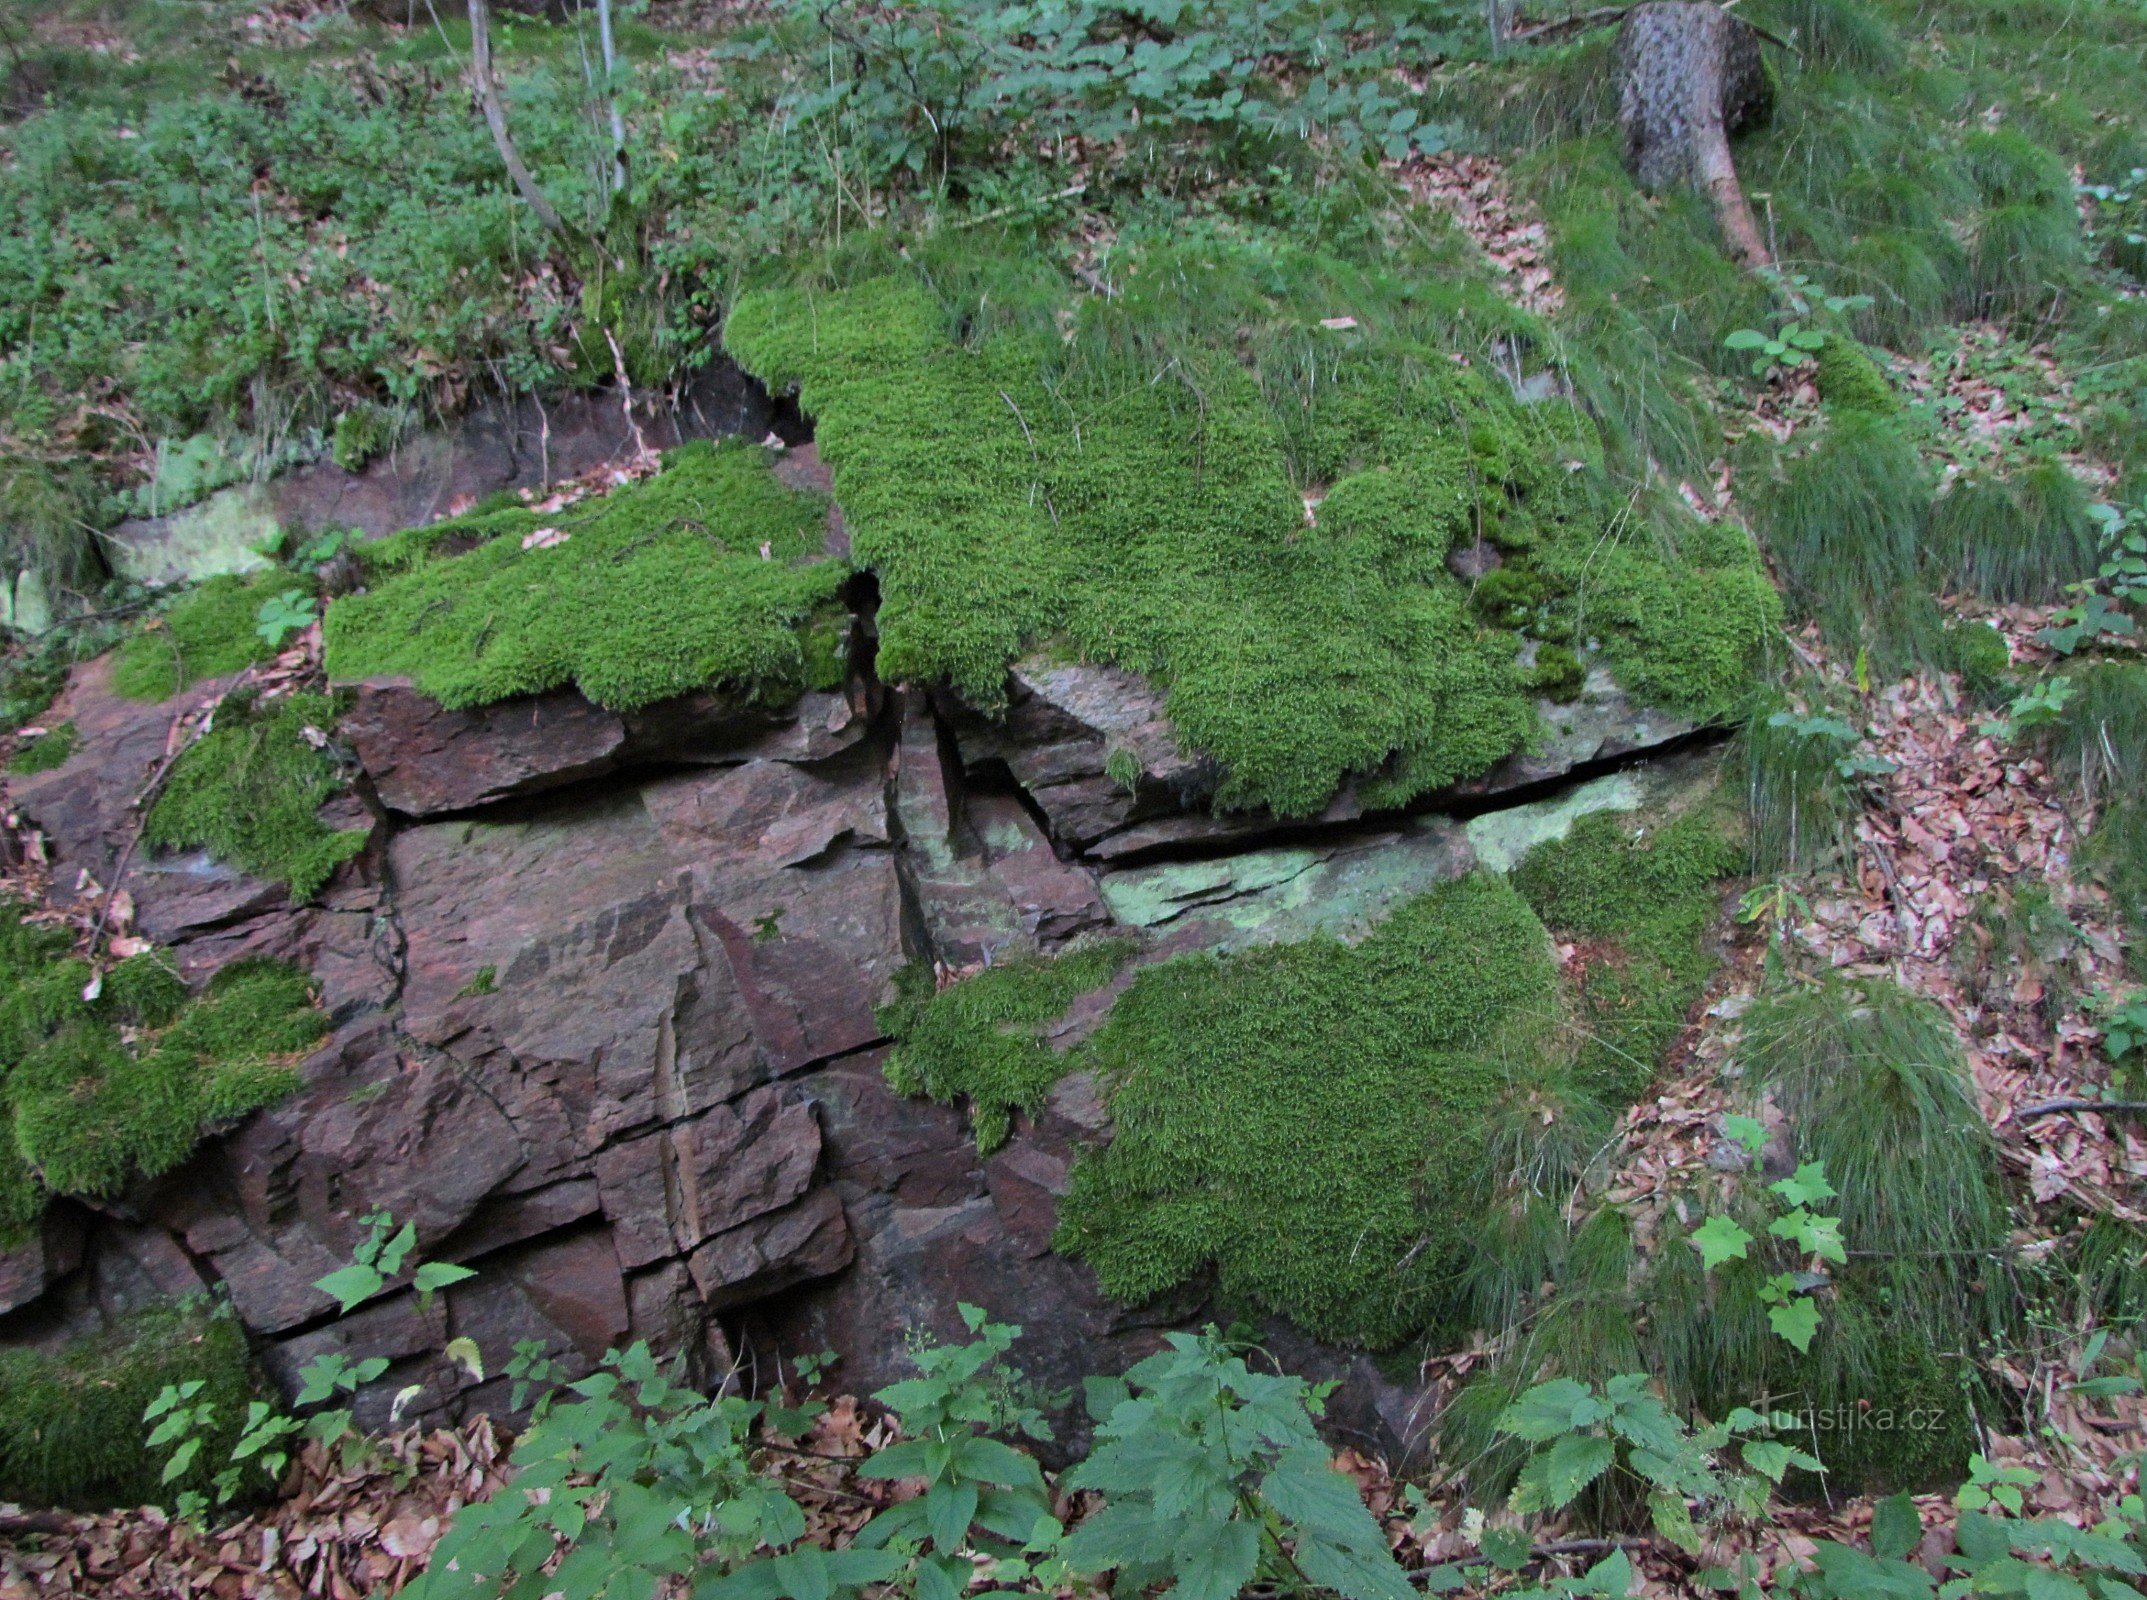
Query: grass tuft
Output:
[[1750, 411, 1939, 665], [0, 1299, 254, 1510]]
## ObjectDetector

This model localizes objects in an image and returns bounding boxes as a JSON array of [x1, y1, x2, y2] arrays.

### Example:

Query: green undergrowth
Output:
[[1448, 973, 2007, 1499], [727, 240, 1774, 817], [323, 441, 846, 712], [1425, 0, 2145, 666], [110, 571, 286, 702], [2045, 659, 2147, 972], [886, 802, 1740, 1348], [0, 1298, 254, 1511], [1928, 460, 2100, 604], [144, 691, 365, 901], [1746, 411, 1942, 669], [880, 940, 1137, 1153], [0, 901, 324, 1238], [7, 720, 75, 774], [1511, 807, 1742, 1102], [1661, 978, 2009, 1489]]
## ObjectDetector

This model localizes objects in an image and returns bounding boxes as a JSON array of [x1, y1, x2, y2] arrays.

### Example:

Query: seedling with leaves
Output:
[[1691, 1141, 1846, 1353], [1726, 321, 1827, 379], [1064, 1327, 1416, 1600], [314, 1209, 476, 1314], [254, 588, 317, 649], [2038, 588, 2139, 657], [1983, 673, 2078, 740], [2088, 496, 2147, 608]]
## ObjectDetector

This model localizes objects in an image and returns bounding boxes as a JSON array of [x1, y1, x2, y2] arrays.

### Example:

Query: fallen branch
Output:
[[1510, 4, 1631, 44], [2018, 1099, 2147, 1119], [0, 1509, 75, 1537]]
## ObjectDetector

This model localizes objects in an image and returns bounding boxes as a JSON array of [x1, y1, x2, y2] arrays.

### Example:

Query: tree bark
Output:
[[1613, 2, 1774, 268], [467, 0, 567, 235]]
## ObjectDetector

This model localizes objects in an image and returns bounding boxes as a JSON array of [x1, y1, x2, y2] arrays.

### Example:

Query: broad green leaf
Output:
[[1167, 1516, 1259, 1600], [414, 1261, 478, 1299], [1295, 1532, 1417, 1600], [1513, 1433, 1615, 1513], [1692, 1215, 1755, 1272], [1742, 1440, 1794, 1482], [1650, 1489, 1701, 1555], [1768, 1296, 1822, 1352], [314, 1262, 385, 1314], [925, 1480, 979, 1554], [1497, 1378, 1601, 1442], [1770, 1161, 1839, 1208], [1721, 1114, 1766, 1156], [1872, 1492, 1923, 1561]]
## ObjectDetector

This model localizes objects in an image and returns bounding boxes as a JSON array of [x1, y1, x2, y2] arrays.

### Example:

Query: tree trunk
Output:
[[1613, 2, 1773, 268], [468, 0, 567, 235], [595, 0, 629, 199]]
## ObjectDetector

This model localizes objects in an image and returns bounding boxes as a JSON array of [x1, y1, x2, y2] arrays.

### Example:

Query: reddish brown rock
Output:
[[595, 1089, 824, 1271], [342, 678, 630, 816]]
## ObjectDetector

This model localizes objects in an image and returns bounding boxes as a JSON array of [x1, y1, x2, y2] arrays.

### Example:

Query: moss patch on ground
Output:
[[880, 939, 1137, 1153], [1512, 806, 1742, 1100], [322, 440, 847, 712], [0, 1299, 253, 1510], [143, 691, 366, 901], [110, 571, 287, 702], [727, 247, 1776, 819], [7, 721, 75, 774], [0, 901, 324, 1238]]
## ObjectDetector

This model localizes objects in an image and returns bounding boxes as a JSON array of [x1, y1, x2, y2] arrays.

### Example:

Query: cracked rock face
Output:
[[3, 567, 1711, 1455]]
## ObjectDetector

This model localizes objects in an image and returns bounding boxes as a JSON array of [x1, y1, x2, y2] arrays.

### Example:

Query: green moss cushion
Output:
[[323, 439, 846, 712], [728, 270, 1776, 818]]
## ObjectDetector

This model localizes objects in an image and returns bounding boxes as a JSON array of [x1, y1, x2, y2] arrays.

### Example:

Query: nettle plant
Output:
[[1065, 1329, 1415, 1600], [1692, 1123, 1846, 1353], [146, 1210, 478, 1522], [1475, 1374, 1816, 1592], [404, 1310, 1416, 1600]]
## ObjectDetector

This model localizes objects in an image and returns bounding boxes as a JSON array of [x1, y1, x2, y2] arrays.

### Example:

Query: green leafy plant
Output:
[[2088, 496, 2147, 608], [253, 589, 317, 650], [1984, 674, 2078, 740], [409, 1341, 819, 1600], [2038, 589, 2139, 657], [1726, 321, 1828, 378], [1065, 1327, 1416, 1600], [1490, 1374, 1813, 1554], [313, 1209, 476, 1315], [841, 1305, 1061, 1600], [1690, 1155, 1847, 1353]]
